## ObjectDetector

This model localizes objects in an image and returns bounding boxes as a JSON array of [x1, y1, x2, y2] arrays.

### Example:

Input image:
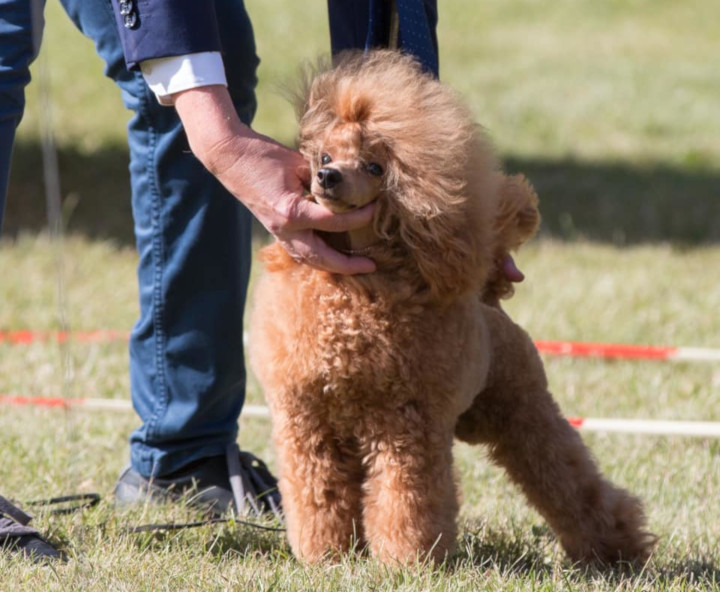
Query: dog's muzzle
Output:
[[316, 167, 343, 190]]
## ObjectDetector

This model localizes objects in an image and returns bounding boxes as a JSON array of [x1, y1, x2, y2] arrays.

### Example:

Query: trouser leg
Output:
[[0, 0, 45, 230], [59, 0, 259, 476], [327, 0, 438, 76]]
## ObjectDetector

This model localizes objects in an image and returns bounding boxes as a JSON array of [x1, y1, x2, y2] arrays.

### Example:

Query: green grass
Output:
[[1, 236, 719, 590], [1, 0, 720, 588]]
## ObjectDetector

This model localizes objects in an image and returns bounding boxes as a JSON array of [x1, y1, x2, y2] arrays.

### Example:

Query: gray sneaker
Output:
[[114, 444, 282, 519]]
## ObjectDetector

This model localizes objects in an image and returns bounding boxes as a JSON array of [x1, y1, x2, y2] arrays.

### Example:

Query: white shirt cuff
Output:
[[140, 52, 228, 106]]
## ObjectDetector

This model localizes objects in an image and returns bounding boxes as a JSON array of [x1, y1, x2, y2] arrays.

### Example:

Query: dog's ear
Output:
[[374, 151, 497, 300], [403, 208, 490, 300]]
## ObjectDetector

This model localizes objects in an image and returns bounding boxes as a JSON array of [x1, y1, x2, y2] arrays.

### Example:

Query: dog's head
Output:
[[308, 121, 389, 214], [296, 51, 501, 299]]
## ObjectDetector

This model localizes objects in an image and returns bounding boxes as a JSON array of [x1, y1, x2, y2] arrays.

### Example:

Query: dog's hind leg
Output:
[[455, 307, 655, 565], [272, 410, 365, 563]]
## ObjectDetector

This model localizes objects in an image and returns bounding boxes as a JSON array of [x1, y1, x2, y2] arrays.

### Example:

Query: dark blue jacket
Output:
[[111, 0, 222, 69], [112, 0, 438, 76]]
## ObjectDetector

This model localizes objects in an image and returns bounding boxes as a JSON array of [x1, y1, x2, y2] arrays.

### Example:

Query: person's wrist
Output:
[[171, 85, 254, 175]]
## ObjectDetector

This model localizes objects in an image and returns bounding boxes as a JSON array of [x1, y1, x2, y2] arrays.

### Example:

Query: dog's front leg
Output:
[[361, 407, 459, 564], [273, 412, 365, 563]]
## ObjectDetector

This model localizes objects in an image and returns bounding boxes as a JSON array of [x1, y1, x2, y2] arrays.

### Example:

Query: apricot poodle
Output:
[[249, 50, 655, 565]]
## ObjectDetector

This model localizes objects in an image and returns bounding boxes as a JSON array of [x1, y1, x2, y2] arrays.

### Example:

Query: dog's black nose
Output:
[[317, 167, 343, 190]]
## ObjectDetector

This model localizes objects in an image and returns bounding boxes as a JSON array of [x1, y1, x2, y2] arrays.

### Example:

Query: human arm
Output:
[[170, 85, 376, 274], [110, 1, 376, 274]]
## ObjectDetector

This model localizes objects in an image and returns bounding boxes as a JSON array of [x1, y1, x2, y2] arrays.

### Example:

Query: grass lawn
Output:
[[1, 0, 719, 589]]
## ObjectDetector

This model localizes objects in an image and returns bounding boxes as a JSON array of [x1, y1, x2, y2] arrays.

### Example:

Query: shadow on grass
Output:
[[456, 522, 720, 588], [4, 140, 720, 245], [453, 523, 554, 575], [505, 157, 720, 245], [127, 523, 288, 558], [646, 558, 720, 589], [96, 501, 288, 558]]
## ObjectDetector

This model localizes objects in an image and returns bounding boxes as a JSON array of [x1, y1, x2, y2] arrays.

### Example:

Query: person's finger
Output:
[[291, 199, 377, 233], [296, 162, 311, 189], [315, 244, 376, 275], [280, 232, 376, 275]]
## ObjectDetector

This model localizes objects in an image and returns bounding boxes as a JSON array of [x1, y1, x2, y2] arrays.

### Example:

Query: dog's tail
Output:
[[483, 174, 540, 305]]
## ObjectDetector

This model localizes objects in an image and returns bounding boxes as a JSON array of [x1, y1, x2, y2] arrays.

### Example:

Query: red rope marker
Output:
[[0, 330, 130, 345], [534, 340, 720, 362], [0, 394, 130, 411], [2, 331, 718, 363]]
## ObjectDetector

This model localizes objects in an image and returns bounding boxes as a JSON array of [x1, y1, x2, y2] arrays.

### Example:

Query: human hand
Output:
[[172, 86, 376, 275]]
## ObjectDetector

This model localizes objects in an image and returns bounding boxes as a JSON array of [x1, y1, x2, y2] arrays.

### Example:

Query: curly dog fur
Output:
[[249, 50, 655, 565]]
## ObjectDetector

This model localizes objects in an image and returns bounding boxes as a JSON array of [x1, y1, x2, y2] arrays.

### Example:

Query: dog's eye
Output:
[[320, 153, 332, 165], [367, 162, 384, 177]]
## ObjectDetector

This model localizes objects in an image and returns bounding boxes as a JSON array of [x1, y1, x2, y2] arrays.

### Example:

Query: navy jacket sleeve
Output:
[[111, 0, 222, 69]]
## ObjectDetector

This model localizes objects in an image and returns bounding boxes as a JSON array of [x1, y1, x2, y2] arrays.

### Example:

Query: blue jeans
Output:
[[0, 0, 259, 477], [0, 0, 44, 224]]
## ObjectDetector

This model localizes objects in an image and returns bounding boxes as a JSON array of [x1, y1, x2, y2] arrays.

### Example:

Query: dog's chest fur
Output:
[[250, 262, 491, 428]]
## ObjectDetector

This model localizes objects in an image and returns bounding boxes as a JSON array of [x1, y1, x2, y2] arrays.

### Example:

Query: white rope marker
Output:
[[2, 395, 720, 438]]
